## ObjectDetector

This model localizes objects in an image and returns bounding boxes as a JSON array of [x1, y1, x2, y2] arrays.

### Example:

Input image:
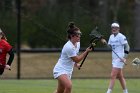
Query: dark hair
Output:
[[67, 22, 80, 39], [0, 30, 7, 41]]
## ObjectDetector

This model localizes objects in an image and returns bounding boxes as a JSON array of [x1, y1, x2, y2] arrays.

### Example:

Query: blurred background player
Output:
[[0, 28, 14, 75], [53, 22, 92, 93], [106, 22, 130, 93]]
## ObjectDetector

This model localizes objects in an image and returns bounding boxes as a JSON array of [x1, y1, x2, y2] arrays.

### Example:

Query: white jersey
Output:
[[53, 40, 80, 78], [108, 33, 128, 68], [108, 33, 128, 59]]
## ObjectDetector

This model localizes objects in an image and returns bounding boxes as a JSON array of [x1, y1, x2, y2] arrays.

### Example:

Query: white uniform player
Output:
[[108, 33, 128, 68], [106, 22, 130, 93], [53, 22, 92, 93], [53, 41, 80, 79]]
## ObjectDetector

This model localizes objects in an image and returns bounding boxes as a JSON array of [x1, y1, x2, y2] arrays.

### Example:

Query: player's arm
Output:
[[7, 48, 14, 66], [71, 51, 88, 63], [71, 47, 92, 63], [124, 43, 130, 58]]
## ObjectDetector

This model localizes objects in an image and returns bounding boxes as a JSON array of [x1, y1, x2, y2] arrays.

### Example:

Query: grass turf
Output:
[[0, 79, 140, 93]]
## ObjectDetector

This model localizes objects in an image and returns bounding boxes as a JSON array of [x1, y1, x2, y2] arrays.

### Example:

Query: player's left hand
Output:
[[75, 63, 80, 68], [120, 58, 127, 65]]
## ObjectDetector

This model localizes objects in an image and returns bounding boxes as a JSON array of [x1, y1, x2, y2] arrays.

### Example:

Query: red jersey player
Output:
[[0, 28, 14, 75]]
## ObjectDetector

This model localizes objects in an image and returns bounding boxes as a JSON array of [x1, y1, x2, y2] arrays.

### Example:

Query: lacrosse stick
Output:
[[78, 27, 103, 70], [132, 57, 140, 69]]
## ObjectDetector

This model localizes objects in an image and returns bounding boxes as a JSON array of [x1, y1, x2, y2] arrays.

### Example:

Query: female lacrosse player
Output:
[[106, 22, 130, 93], [53, 22, 92, 93], [0, 28, 14, 75]]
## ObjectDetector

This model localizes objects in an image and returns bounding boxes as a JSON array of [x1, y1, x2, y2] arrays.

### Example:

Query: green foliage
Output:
[[0, 0, 135, 48]]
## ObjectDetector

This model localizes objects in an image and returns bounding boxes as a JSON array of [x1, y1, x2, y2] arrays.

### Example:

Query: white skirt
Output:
[[112, 58, 124, 68], [53, 67, 72, 79]]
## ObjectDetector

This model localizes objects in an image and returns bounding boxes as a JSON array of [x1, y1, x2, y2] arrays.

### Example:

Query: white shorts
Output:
[[53, 70, 72, 79], [112, 59, 124, 69]]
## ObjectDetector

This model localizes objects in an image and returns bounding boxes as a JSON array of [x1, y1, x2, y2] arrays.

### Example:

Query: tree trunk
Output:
[[99, 0, 108, 32], [134, 0, 140, 49]]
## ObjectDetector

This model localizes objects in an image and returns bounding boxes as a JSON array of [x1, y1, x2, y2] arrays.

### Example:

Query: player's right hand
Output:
[[86, 47, 93, 52]]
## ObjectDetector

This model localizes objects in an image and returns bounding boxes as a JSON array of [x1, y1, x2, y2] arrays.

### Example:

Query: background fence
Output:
[[2, 50, 140, 79]]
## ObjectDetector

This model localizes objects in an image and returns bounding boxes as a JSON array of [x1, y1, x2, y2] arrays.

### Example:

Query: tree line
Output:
[[0, 0, 138, 49]]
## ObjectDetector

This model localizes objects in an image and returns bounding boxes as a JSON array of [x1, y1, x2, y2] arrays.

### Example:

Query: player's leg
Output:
[[54, 78, 65, 93], [117, 70, 128, 93], [56, 74, 72, 93], [106, 67, 120, 93], [0, 68, 4, 75], [55, 75, 65, 93]]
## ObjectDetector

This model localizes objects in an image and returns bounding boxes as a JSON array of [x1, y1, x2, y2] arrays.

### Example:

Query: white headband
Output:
[[111, 23, 119, 28]]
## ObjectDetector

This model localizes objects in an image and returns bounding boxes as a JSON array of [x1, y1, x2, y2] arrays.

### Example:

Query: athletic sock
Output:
[[123, 89, 128, 93], [106, 89, 112, 93]]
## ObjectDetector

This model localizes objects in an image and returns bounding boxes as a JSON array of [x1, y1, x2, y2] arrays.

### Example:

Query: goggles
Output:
[[73, 30, 82, 36]]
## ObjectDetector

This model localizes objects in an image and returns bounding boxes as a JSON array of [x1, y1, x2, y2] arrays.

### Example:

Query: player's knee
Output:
[[110, 74, 117, 79], [65, 83, 72, 90], [118, 75, 124, 80]]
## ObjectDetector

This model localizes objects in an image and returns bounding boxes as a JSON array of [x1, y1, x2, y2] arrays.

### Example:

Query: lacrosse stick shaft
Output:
[[78, 26, 102, 70], [78, 43, 96, 70], [78, 52, 89, 70], [106, 44, 127, 65]]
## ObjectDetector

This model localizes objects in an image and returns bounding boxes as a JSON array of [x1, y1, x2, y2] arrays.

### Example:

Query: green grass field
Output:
[[0, 79, 140, 93]]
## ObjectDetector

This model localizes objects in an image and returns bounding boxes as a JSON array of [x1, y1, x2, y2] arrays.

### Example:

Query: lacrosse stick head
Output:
[[89, 26, 103, 39], [132, 58, 140, 69], [88, 27, 104, 50], [89, 26, 104, 45]]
